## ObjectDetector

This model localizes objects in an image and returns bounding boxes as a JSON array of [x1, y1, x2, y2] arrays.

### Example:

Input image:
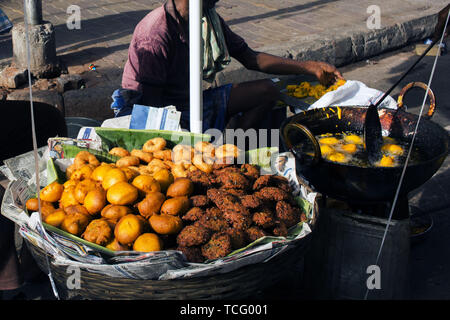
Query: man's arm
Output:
[[235, 47, 343, 86], [433, 4, 450, 40]]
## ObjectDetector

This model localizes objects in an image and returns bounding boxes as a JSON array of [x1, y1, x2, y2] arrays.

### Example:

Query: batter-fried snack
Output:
[[246, 226, 269, 242], [176, 224, 211, 247], [240, 164, 260, 181], [225, 228, 248, 250], [166, 178, 194, 198], [207, 188, 250, 217], [196, 208, 229, 232], [177, 246, 205, 263], [253, 175, 292, 194], [240, 194, 262, 209], [187, 169, 216, 191], [252, 210, 275, 229], [82, 219, 113, 246], [182, 207, 205, 223], [160, 196, 190, 216], [272, 220, 288, 237], [109, 147, 130, 158], [222, 211, 252, 230], [201, 232, 232, 260], [149, 214, 183, 235], [255, 187, 290, 202], [275, 200, 300, 228], [221, 187, 246, 197], [189, 195, 211, 208]]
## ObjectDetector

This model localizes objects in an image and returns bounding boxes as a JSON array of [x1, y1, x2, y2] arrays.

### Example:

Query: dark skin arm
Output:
[[235, 47, 344, 86], [433, 4, 450, 41]]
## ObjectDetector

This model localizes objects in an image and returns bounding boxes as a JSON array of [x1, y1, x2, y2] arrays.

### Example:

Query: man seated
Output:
[[120, 0, 343, 132]]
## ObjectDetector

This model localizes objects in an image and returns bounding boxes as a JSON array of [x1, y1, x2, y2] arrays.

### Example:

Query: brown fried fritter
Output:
[[187, 170, 216, 191], [196, 208, 229, 232], [176, 224, 211, 247], [240, 194, 262, 209], [189, 195, 211, 208], [201, 232, 233, 260], [207, 188, 250, 217], [272, 220, 288, 237], [255, 187, 290, 202], [252, 210, 275, 229], [275, 200, 300, 228], [252, 175, 292, 194], [216, 171, 250, 190], [246, 226, 269, 242], [222, 211, 252, 230], [221, 187, 246, 197], [240, 164, 260, 181], [182, 207, 205, 223], [225, 228, 248, 250], [177, 246, 205, 263]]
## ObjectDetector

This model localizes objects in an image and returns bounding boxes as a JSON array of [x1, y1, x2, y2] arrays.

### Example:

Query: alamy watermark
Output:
[[367, 5, 381, 30]]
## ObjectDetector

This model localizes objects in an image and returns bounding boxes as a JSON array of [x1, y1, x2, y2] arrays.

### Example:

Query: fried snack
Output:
[[215, 171, 250, 190], [25, 198, 54, 212], [40, 181, 64, 203], [215, 144, 240, 162], [116, 155, 140, 168], [207, 188, 250, 217], [194, 141, 215, 158], [192, 152, 214, 174], [66, 164, 77, 180], [105, 238, 130, 251], [109, 147, 130, 158], [171, 163, 189, 179], [121, 166, 140, 182], [225, 228, 248, 250], [106, 181, 139, 206], [132, 175, 161, 195], [222, 211, 252, 230], [166, 178, 194, 198], [221, 187, 246, 197], [255, 187, 290, 202], [160, 196, 190, 216], [341, 143, 357, 154], [176, 224, 211, 247], [133, 233, 163, 252], [187, 169, 216, 192], [63, 178, 78, 189], [252, 210, 275, 229], [381, 143, 404, 156], [44, 208, 66, 227], [61, 206, 91, 236], [74, 179, 99, 203], [131, 149, 153, 163], [246, 226, 268, 242], [239, 194, 262, 209], [326, 152, 348, 163], [82, 219, 113, 246], [153, 149, 173, 161], [148, 158, 170, 170], [91, 163, 114, 182], [84, 188, 107, 215], [74, 151, 100, 169], [177, 246, 205, 263], [152, 168, 174, 193], [137, 192, 166, 219], [172, 144, 194, 164], [378, 155, 395, 167], [143, 137, 166, 153], [114, 214, 145, 246], [59, 186, 79, 209], [344, 134, 364, 145], [272, 220, 288, 237], [189, 195, 211, 208], [71, 164, 95, 181], [196, 208, 229, 232], [102, 168, 128, 190], [240, 164, 260, 181], [275, 200, 301, 228], [149, 214, 183, 235], [101, 204, 133, 222], [182, 207, 205, 223], [252, 174, 291, 193], [201, 232, 232, 260]]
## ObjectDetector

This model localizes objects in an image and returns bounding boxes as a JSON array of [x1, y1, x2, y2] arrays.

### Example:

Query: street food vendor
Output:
[[118, 0, 343, 132]]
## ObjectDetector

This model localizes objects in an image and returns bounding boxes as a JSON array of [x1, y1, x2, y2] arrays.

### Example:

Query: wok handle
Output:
[[282, 123, 321, 164], [397, 82, 436, 119]]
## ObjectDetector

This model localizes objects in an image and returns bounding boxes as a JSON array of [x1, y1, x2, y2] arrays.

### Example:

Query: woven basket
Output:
[[26, 234, 313, 300]]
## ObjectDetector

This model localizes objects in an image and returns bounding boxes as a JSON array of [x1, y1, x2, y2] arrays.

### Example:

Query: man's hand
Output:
[[433, 4, 450, 41], [309, 61, 344, 86]]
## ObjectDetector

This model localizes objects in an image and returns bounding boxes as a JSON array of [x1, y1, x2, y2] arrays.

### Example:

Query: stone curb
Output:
[[216, 13, 438, 85]]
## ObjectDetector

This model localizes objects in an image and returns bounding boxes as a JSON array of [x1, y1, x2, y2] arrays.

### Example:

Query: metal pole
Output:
[[24, 0, 42, 25], [189, 0, 203, 133]]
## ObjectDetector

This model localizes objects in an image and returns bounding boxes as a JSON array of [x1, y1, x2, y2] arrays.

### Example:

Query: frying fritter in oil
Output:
[[201, 232, 233, 260], [182, 207, 205, 223], [176, 224, 211, 247], [177, 246, 205, 263], [275, 200, 301, 228]]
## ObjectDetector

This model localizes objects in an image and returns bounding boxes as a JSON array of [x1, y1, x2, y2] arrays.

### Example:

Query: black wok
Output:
[[280, 99, 449, 203]]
